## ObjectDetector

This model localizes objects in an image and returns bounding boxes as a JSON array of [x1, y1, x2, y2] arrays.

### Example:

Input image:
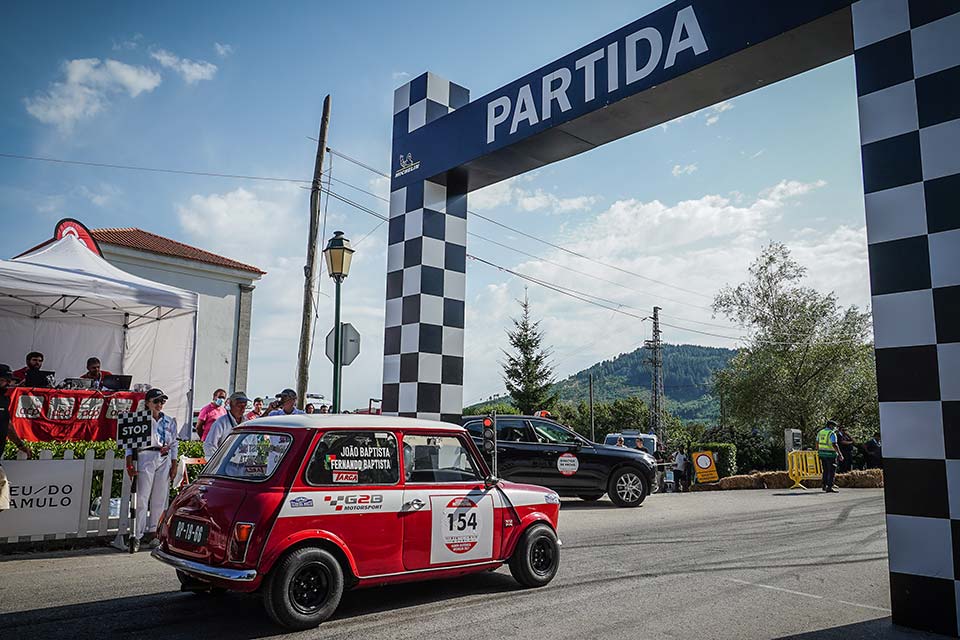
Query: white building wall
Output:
[[98, 245, 259, 407]]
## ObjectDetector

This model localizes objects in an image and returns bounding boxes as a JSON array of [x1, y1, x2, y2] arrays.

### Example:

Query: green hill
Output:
[[469, 344, 736, 423]]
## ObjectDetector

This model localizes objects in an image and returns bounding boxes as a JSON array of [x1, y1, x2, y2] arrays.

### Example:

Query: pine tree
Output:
[[502, 291, 557, 414]]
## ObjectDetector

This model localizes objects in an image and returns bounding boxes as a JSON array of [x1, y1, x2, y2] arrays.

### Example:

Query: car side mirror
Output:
[[484, 475, 500, 488]]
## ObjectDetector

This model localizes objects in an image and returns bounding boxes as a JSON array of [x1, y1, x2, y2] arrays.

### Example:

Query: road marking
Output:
[[724, 578, 891, 613]]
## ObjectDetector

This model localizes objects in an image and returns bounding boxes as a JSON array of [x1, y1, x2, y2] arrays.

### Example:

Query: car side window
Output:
[[305, 431, 399, 486], [497, 419, 533, 443], [530, 420, 580, 445], [464, 421, 482, 437], [402, 434, 482, 483]]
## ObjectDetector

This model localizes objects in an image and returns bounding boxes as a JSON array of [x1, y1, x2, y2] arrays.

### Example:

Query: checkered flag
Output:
[[117, 410, 152, 449]]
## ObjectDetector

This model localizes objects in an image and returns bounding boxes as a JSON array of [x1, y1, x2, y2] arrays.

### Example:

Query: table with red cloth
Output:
[[8, 387, 146, 441]]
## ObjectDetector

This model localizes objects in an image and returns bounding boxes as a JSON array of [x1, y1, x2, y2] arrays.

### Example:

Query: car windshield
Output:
[[203, 432, 293, 481]]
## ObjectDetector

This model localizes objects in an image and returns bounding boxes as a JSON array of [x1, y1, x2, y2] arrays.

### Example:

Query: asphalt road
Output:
[[0, 488, 944, 640]]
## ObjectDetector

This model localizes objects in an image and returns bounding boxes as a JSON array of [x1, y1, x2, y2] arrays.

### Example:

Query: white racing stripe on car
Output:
[[500, 487, 557, 508]]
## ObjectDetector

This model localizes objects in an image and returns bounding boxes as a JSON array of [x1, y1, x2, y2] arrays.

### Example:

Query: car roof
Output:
[[238, 414, 466, 433], [461, 415, 559, 421]]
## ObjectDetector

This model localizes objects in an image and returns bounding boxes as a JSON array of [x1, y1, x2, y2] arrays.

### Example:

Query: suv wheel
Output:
[[508, 523, 560, 588], [263, 547, 344, 630], [608, 467, 648, 507]]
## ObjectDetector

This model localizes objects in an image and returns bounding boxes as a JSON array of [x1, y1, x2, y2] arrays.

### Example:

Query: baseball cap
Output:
[[0, 364, 15, 380], [276, 388, 297, 399], [229, 391, 250, 403], [145, 388, 168, 402]]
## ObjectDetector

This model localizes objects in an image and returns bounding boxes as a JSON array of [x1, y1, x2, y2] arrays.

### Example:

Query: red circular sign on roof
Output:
[[55, 218, 102, 256]]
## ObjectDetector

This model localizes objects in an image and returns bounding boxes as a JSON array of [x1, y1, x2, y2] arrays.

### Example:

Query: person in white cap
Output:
[[125, 388, 178, 547], [204, 391, 249, 459]]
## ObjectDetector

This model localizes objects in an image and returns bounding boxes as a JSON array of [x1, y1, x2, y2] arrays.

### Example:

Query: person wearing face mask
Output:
[[196, 388, 227, 441]]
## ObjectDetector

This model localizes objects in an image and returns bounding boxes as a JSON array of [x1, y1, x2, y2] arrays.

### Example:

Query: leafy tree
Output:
[[462, 401, 517, 416], [502, 291, 557, 414], [712, 242, 878, 450]]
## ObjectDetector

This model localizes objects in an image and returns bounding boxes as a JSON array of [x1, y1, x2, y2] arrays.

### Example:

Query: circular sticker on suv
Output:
[[557, 453, 579, 476]]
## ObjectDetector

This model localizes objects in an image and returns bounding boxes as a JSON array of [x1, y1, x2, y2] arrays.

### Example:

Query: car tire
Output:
[[508, 523, 560, 588], [263, 547, 344, 630], [607, 467, 648, 508], [577, 494, 603, 502]]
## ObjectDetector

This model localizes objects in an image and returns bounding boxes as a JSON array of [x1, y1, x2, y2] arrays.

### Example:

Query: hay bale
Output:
[[718, 474, 764, 490], [836, 469, 883, 488], [754, 471, 792, 489]]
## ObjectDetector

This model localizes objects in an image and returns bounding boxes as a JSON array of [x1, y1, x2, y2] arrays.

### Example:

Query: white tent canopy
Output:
[[0, 235, 198, 430]]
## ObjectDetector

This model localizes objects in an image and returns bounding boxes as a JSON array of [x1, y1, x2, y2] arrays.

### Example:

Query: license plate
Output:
[[172, 518, 209, 546]]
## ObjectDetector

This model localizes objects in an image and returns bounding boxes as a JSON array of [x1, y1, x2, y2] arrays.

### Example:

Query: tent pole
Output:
[[121, 312, 129, 375]]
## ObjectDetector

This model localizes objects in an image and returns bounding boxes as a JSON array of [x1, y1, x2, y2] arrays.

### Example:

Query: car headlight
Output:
[[544, 493, 561, 505]]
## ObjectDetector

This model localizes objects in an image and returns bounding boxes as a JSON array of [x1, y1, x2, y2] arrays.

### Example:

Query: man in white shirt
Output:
[[204, 392, 249, 459], [672, 450, 688, 493]]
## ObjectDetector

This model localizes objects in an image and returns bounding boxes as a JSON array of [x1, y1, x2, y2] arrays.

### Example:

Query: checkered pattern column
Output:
[[853, 1, 960, 635], [383, 72, 470, 422]]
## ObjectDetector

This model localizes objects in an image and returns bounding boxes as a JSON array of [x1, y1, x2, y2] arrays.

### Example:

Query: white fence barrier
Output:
[[1, 449, 131, 544]]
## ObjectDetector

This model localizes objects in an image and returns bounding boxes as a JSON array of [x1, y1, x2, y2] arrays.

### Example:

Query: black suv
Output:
[[463, 415, 656, 507]]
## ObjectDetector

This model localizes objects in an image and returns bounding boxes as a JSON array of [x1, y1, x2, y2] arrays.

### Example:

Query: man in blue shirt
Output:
[[265, 388, 306, 416]]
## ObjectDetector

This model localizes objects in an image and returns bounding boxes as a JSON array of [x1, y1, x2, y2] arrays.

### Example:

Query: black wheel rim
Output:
[[530, 538, 555, 576], [289, 562, 331, 615]]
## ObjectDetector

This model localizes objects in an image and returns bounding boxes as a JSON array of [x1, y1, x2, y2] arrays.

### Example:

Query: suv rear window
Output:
[[203, 432, 293, 481], [306, 431, 399, 486]]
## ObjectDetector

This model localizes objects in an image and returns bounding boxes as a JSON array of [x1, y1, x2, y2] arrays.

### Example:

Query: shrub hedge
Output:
[[690, 442, 737, 478]]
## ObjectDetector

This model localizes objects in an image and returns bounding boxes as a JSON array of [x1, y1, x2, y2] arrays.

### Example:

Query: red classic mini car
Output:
[[152, 415, 562, 630]]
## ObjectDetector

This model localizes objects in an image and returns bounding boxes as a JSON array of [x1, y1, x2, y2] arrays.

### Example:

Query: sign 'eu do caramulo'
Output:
[[0, 460, 85, 538]]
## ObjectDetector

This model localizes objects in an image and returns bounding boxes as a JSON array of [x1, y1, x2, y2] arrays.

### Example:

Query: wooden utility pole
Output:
[[296, 95, 331, 408]]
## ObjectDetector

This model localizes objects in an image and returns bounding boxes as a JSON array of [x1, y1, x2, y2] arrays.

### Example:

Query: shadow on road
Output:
[[557, 500, 635, 511], [774, 617, 949, 639], [0, 570, 522, 639]]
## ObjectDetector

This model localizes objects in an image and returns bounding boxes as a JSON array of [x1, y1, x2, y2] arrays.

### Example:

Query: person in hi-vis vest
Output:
[[816, 420, 843, 493]]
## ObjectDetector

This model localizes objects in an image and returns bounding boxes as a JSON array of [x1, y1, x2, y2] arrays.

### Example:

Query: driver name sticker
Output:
[[557, 453, 579, 476], [429, 493, 494, 564]]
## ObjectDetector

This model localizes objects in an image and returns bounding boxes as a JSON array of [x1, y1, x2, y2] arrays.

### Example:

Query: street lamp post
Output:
[[323, 231, 354, 413]]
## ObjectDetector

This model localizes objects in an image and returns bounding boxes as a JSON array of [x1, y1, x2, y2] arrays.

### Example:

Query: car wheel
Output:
[[509, 523, 560, 588], [577, 494, 603, 502], [176, 570, 226, 595], [608, 467, 648, 507], [263, 547, 344, 630]]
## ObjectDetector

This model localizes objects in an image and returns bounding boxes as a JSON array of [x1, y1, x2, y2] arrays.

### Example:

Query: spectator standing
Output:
[[816, 420, 843, 493], [305, 404, 316, 414], [318, 404, 329, 414], [864, 432, 883, 469], [265, 389, 305, 416], [244, 397, 264, 421], [125, 388, 178, 546], [837, 425, 855, 473], [204, 392, 248, 459], [12, 352, 44, 384], [79, 357, 113, 389], [673, 449, 688, 493], [196, 389, 227, 440], [0, 365, 32, 512]]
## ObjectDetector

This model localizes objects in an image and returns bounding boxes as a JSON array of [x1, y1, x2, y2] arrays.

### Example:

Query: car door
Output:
[[399, 432, 504, 571], [465, 418, 540, 485], [527, 419, 604, 491]]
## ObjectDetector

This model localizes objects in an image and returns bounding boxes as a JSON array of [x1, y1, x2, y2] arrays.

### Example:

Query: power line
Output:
[[0, 151, 312, 184], [323, 144, 715, 300]]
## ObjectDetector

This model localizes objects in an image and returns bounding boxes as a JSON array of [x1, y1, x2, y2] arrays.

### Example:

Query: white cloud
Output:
[[671, 163, 698, 177], [112, 34, 143, 51], [471, 177, 597, 214], [459, 178, 852, 400], [77, 183, 121, 207], [150, 49, 217, 84], [24, 58, 162, 131], [213, 42, 234, 57], [392, 71, 411, 82]]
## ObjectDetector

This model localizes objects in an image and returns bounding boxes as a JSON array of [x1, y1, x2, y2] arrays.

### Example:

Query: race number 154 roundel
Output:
[[430, 494, 494, 564]]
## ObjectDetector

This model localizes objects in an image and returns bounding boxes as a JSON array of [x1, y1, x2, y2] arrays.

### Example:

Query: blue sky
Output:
[[0, 1, 870, 408]]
